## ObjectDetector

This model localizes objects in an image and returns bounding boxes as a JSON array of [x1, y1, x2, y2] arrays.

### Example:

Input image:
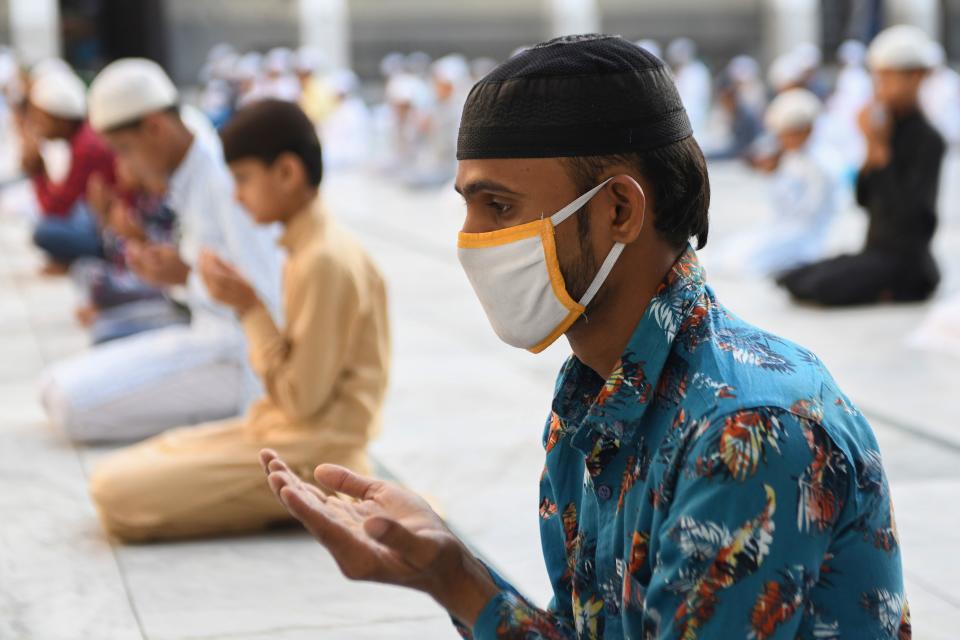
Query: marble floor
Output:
[[1, 160, 959, 639]]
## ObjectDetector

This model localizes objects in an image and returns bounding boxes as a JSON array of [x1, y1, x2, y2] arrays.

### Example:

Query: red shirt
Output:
[[32, 122, 116, 217]]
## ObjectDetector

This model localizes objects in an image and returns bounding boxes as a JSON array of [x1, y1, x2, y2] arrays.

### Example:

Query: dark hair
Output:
[[564, 136, 710, 250], [220, 99, 323, 187], [104, 104, 180, 134]]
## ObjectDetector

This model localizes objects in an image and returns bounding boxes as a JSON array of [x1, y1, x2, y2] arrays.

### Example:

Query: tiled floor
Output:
[[1, 159, 958, 639]]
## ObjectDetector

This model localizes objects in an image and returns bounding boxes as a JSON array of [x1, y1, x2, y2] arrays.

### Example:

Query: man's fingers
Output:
[[259, 448, 280, 473], [279, 484, 371, 565], [364, 516, 436, 569], [314, 464, 381, 500], [266, 470, 295, 497]]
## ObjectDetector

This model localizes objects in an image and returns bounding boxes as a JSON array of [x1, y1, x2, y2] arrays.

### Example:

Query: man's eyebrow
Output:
[[454, 180, 521, 198]]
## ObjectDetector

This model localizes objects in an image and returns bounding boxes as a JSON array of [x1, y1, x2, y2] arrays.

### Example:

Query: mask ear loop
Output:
[[578, 176, 646, 319]]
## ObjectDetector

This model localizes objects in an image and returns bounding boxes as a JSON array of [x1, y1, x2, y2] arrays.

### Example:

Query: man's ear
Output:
[[607, 174, 647, 244]]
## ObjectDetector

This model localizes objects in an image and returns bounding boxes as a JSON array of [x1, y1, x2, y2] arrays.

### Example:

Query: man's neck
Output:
[[167, 125, 195, 174], [566, 242, 681, 379], [279, 188, 320, 227]]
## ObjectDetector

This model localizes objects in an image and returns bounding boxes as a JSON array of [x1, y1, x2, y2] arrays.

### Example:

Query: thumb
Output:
[[364, 517, 435, 568]]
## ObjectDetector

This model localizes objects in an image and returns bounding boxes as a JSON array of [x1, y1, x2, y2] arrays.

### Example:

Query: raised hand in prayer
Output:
[[86, 173, 115, 222], [19, 130, 44, 176], [107, 199, 146, 242], [259, 449, 499, 628], [198, 249, 260, 314], [126, 240, 190, 287], [858, 102, 892, 169]]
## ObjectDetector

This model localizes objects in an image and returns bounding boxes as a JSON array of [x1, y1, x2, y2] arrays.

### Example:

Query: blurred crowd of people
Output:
[[195, 44, 494, 187], [0, 25, 957, 359]]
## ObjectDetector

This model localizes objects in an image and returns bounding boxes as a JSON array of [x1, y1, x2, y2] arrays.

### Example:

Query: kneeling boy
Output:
[[89, 100, 390, 542]]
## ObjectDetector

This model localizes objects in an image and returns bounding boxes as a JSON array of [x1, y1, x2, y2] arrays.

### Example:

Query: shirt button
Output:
[[605, 600, 619, 615], [597, 484, 612, 501]]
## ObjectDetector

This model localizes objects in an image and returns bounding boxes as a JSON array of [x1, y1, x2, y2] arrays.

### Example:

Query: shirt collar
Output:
[[166, 137, 202, 213], [279, 197, 325, 253], [552, 246, 707, 453]]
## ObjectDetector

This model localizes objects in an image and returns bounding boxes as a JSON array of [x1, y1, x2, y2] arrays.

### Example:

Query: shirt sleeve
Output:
[[643, 407, 851, 640], [460, 462, 578, 639], [241, 252, 360, 421]]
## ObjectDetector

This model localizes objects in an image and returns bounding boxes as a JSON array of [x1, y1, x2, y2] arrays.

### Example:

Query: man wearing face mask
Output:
[[259, 36, 908, 639]]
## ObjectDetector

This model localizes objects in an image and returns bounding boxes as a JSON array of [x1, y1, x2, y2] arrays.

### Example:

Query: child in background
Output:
[[713, 88, 839, 277]]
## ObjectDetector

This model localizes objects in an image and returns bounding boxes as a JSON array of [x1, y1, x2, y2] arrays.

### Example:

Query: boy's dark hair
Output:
[[565, 136, 710, 250], [220, 99, 323, 187]]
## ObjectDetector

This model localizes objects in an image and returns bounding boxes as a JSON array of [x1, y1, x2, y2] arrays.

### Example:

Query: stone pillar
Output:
[[544, 0, 601, 39], [887, 0, 940, 37], [298, 0, 350, 70], [9, 0, 60, 64], [763, 0, 820, 61]]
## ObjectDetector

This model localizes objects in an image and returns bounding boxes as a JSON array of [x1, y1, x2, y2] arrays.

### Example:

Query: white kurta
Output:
[[41, 135, 284, 443]]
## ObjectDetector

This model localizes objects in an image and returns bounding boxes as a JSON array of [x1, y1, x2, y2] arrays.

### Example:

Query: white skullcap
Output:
[[29, 57, 72, 83], [768, 53, 806, 91], [380, 52, 405, 78], [88, 58, 178, 132], [837, 39, 867, 66], [792, 42, 822, 71], [405, 51, 432, 75], [329, 69, 359, 95], [727, 55, 760, 83], [635, 39, 662, 60], [867, 25, 937, 70], [234, 52, 263, 80], [666, 38, 696, 66], [432, 54, 470, 85], [265, 47, 295, 74], [295, 45, 328, 73], [765, 88, 821, 134], [30, 69, 87, 119], [386, 74, 421, 105]]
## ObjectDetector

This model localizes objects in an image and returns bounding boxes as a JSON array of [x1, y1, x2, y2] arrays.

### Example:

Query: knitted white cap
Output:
[[764, 88, 821, 134], [867, 25, 937, 71], [30, 69, 87, 119], [88, 58, 178, 132]]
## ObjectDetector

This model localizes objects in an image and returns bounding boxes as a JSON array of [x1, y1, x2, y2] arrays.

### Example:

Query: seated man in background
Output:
[[74, 158, 188, 344], [89, 99, 390, 542], [23, 68, 114, 273], [40, 59, 283, 443], [778, 25, 945, 306]]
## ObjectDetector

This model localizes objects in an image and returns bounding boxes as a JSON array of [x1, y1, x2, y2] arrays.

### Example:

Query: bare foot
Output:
[[75, 304, 99, 327], [40, 261, 69, 277]]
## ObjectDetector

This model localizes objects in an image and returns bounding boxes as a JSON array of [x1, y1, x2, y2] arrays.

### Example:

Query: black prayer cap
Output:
[[456, 34, 692, 160]]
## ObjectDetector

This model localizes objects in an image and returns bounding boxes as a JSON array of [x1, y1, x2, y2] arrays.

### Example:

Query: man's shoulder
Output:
[[672, 301, 882, 478], [669, 294, 833, 418]]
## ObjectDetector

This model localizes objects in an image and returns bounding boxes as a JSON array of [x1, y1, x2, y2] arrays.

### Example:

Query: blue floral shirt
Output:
[[459, 247, 909, 639]]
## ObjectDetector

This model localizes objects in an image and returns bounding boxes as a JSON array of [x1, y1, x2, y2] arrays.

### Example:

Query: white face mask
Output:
[[458, 178, 632, 353]]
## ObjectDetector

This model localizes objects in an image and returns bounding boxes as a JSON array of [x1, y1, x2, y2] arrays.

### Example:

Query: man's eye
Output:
[[488, 201, 512, 215]]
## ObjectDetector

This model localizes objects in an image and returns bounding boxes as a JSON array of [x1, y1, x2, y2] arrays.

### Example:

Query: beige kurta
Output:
[[89, 198, 390, 542]]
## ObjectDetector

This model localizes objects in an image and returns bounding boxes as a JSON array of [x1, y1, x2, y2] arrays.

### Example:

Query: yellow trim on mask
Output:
[[528, 307, 583, 353], [541, 223, 584, 314], [458, 217, 586, 354], [457, 219, 545, 248]]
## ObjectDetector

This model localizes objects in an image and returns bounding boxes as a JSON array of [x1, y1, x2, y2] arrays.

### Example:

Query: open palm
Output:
[[260, 449, 464, 592]]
